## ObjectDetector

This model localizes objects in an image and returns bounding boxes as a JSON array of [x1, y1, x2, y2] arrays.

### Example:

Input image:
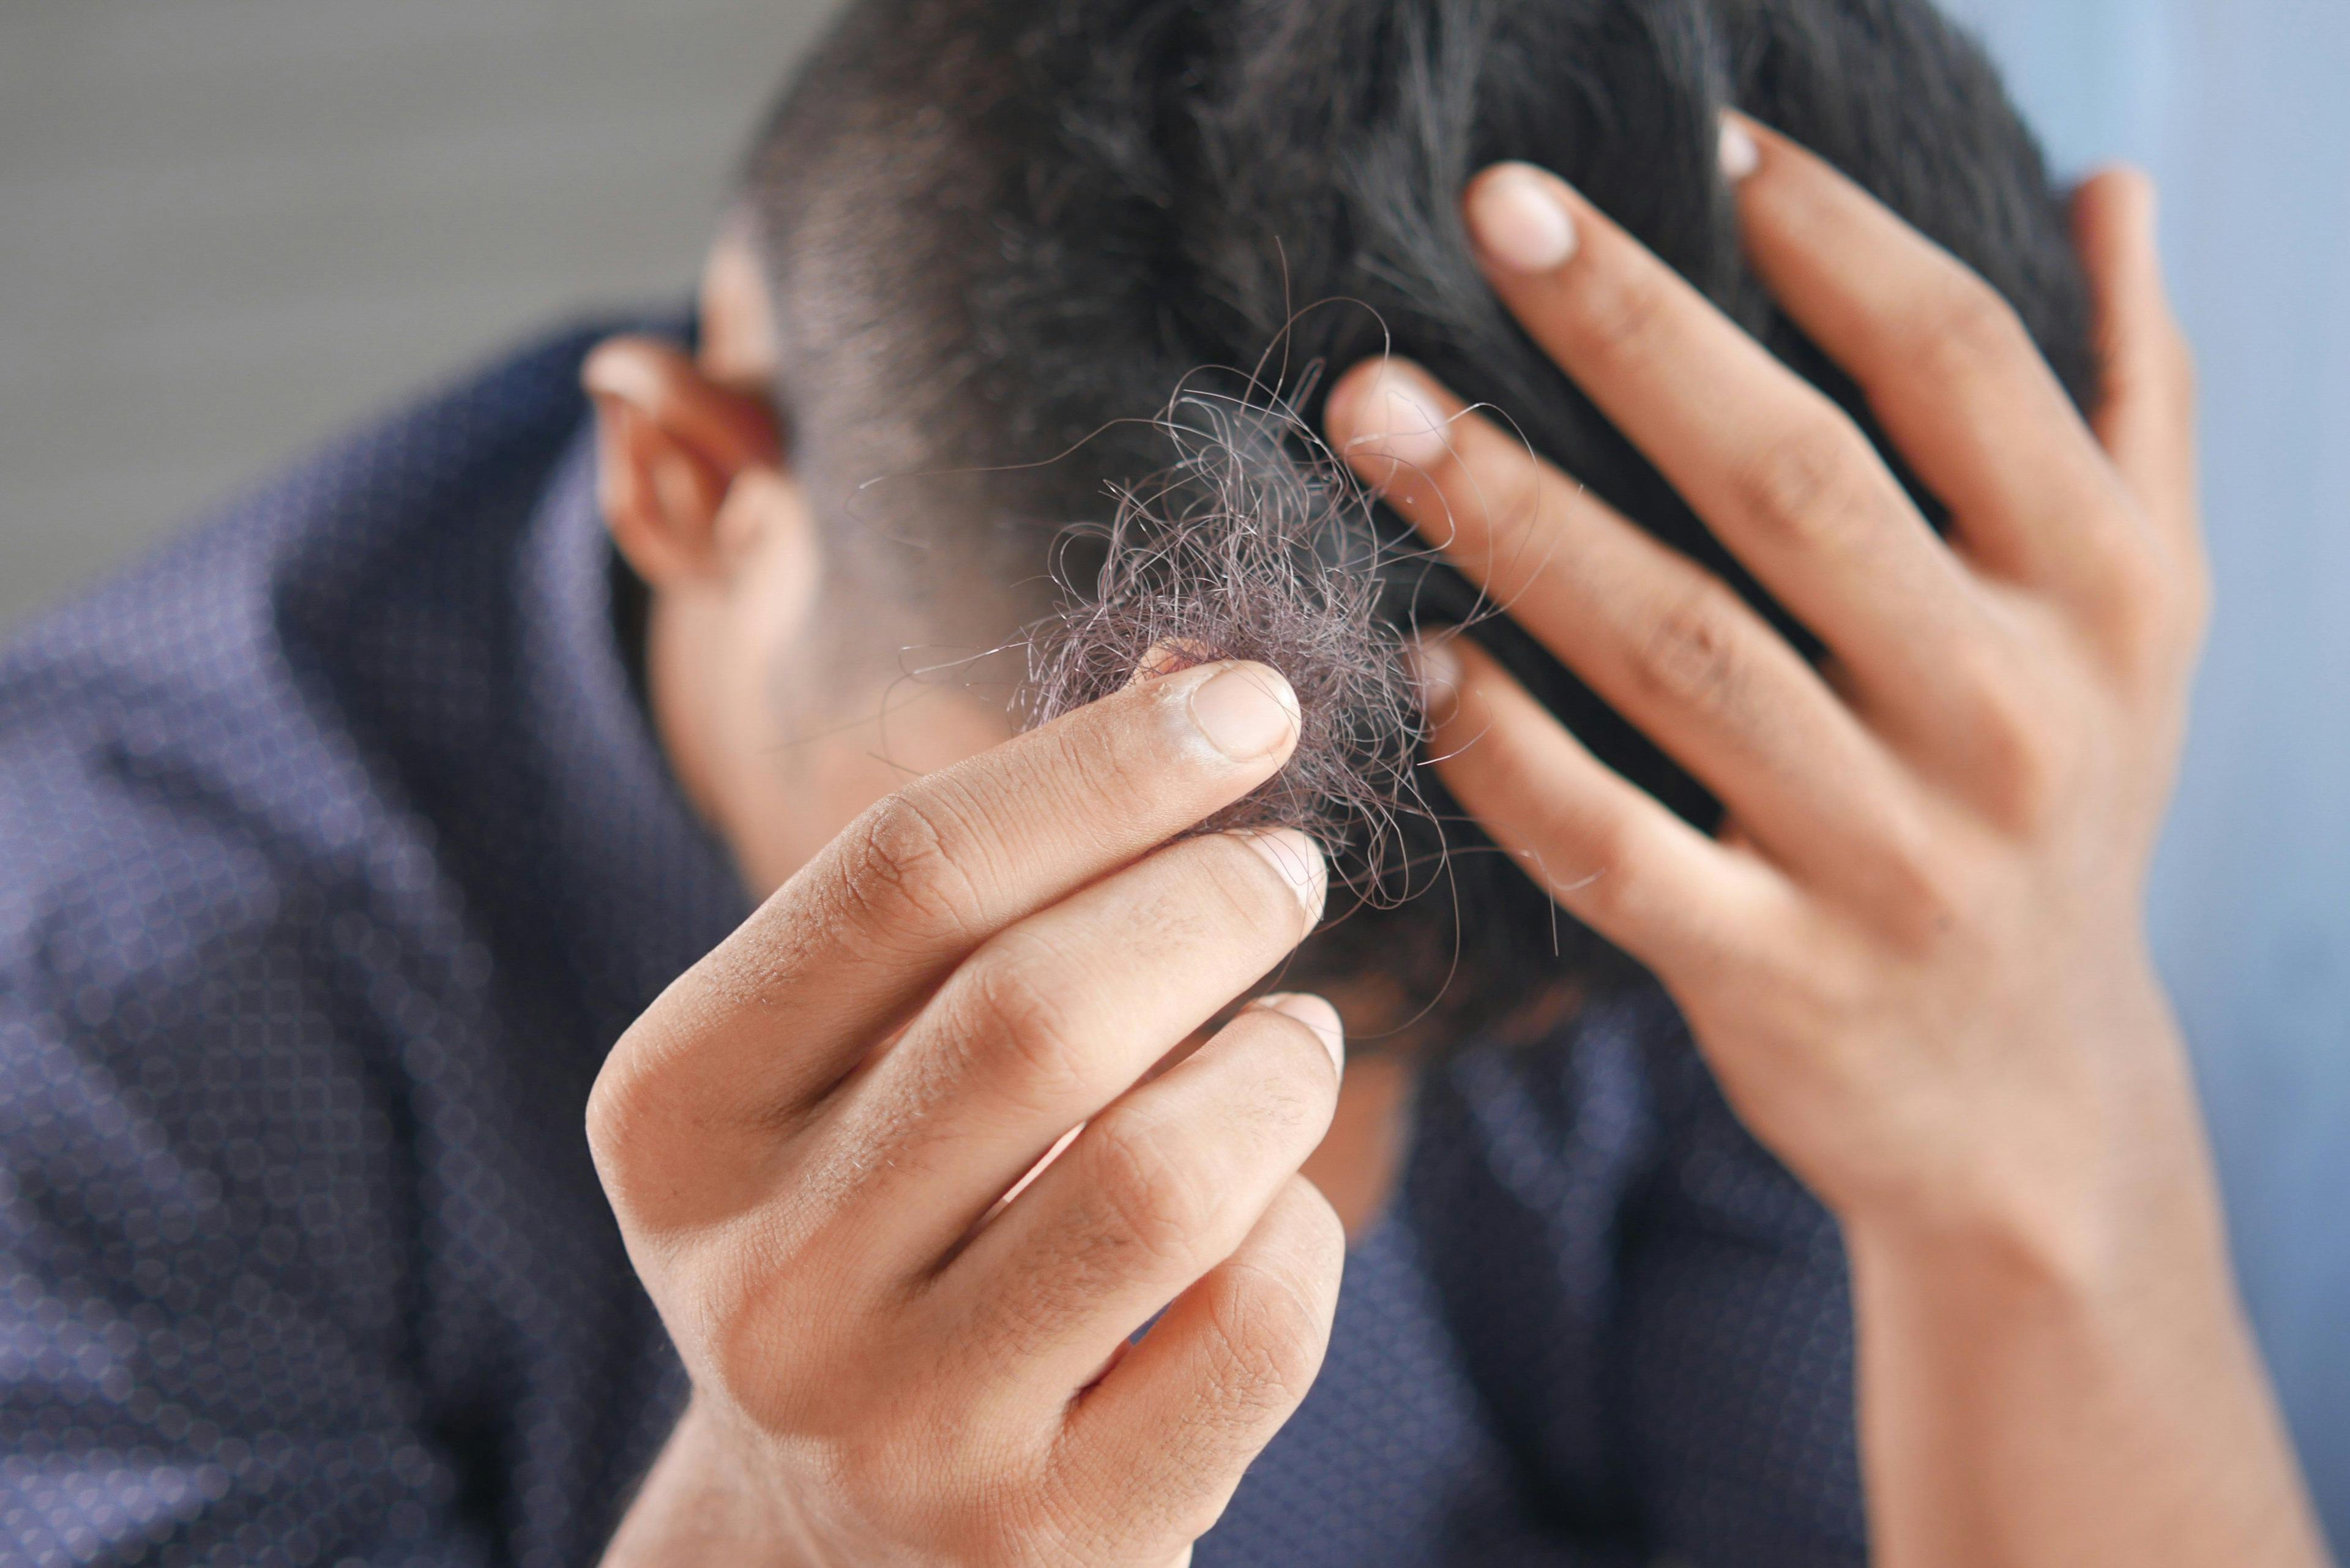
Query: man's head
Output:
[[588, 0, 2094, 1048]]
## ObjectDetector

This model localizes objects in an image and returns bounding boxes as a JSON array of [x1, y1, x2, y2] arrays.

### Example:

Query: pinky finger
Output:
[[1420, 637, 1792, 985], [1053, 1177, 1346, 1564], [2073, 169, 2201, 558]]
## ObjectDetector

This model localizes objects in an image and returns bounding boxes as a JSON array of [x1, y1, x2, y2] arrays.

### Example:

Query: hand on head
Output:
[[1324, 120, 2325, 1568]]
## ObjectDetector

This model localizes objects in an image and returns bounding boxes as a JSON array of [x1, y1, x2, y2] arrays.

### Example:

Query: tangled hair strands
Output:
[[1018, 364, 1476, 916]]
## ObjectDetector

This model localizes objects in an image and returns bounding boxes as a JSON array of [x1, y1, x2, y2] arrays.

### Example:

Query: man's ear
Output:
[[583, 335, 783, 588]]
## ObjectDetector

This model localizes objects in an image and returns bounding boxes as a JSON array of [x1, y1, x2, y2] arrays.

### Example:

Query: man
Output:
[[0, 0, 2326, 1564]]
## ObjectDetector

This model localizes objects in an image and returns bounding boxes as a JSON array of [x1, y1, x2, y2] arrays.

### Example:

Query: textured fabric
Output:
[[0, 324, 1864, 1567]]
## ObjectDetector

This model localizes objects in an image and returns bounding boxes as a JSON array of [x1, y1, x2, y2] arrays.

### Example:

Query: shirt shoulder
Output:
[[0, 319, 625, 994]]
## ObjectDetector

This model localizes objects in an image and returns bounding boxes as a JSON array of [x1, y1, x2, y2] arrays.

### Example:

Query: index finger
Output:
[[1453, 158, 1986, 716], [592, 658, 1302, 1164]]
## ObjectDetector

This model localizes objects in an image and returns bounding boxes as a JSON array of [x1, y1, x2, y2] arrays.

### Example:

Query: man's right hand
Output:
[[590, 658, 1348, 1567]]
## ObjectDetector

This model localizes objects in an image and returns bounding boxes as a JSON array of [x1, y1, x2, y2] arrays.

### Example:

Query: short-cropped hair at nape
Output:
[[734, 0, 2096, 1051]]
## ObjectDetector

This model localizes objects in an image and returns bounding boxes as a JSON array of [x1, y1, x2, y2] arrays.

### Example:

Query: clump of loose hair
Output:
[[1018, 377, 1440, 909]]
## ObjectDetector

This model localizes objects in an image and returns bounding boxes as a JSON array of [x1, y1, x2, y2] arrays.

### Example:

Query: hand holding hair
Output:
[[593, 658, 1344, 1567], [1325, 119, 2330, 1567]]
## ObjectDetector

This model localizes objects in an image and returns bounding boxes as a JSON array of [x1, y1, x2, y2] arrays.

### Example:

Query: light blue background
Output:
[[1950, 0, 2350, 1545]]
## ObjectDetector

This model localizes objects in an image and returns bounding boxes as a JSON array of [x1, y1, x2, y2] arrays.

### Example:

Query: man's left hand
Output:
[[1324, 117, 2327, 1568]]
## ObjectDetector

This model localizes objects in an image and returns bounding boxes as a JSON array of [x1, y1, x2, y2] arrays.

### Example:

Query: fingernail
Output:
[[1340, 372, 1451, 472], [1407, 638, 1462, 722], [1236, 827, 1328, 922], [1257, 991, 1346, 1081], [1720, 118, 1761, 183], [1188, 663, 1301, 762], [1467, 164, 1580, 273]]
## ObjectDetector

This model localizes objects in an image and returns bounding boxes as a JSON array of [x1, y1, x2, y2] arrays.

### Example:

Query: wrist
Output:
[[1841, 958, 2224, 1302], [604, 1396, 804, 1567], [1842, 1195, 2328, 1568]]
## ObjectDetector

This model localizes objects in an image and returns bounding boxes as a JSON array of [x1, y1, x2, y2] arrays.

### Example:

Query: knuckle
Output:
[[1491, 449, 1554, 544], [1993, 719, 2068, 842], [1777, 933, 1871, 1031], [2063, 504, 2196, 679], [2103, 527, 2190, 655], [1958, 665, 2068, 833], [1573, 265, 1674, 363], [1195, 1258, 1333, 1428], [1731, 421, 1882, 554], [1987, 726, 2067, 836], [1087, 1107, 1219, 1277], [1633, 581, 1749, 717], [1538, 797, 1641, 920], [841, 790, 993, 947], [1911, 278, 2032, 383], [708, 1312, 805, 1433], [700, 1252, 833, 1434], [582, 1039, 687, 1216], [1866, 815, 1966, 948], [1472, 731, 1636, 916], [1042, 713, 1163, 838], [955, 937, 1095, 1107], [1463, 444, 1557, 574], [581, 1058, 646, 1184]]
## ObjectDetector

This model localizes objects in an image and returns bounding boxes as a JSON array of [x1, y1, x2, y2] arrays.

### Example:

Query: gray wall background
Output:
[[0, 0, 838, 629], [2, 0, 2344, 1542]]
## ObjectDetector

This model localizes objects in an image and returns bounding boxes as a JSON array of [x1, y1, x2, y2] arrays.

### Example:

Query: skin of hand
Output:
[[1324, 118, 2332, 1567], [591, 659, 1346, 1568]]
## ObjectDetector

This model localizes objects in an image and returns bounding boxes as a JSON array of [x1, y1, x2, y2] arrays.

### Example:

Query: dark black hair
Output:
[[739, 0, 2095, 1047]]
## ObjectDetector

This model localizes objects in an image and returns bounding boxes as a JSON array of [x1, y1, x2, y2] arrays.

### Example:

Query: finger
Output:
[[1326, 360, 1919, 881], [816, 830, 1329, 1266], [1721, 117, 2143, 594], [591, 660, 1302, 1208], [1051, 1175, 1345, 1559], [1417, 637, 1794, 984], [931, 995, 1344, 1401], [2072, 168, 2203, 561], [1447, 158, 1995, 714]]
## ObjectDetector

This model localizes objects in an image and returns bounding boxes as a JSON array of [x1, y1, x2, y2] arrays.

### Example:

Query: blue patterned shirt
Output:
[[0, 323, 1864, 1566]]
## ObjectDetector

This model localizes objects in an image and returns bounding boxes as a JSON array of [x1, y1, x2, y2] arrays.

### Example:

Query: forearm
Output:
[[1845, 1031, 2330, 1568]]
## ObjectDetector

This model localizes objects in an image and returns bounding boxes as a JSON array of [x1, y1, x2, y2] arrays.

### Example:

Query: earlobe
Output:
[[584, 334, 783, 589]]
